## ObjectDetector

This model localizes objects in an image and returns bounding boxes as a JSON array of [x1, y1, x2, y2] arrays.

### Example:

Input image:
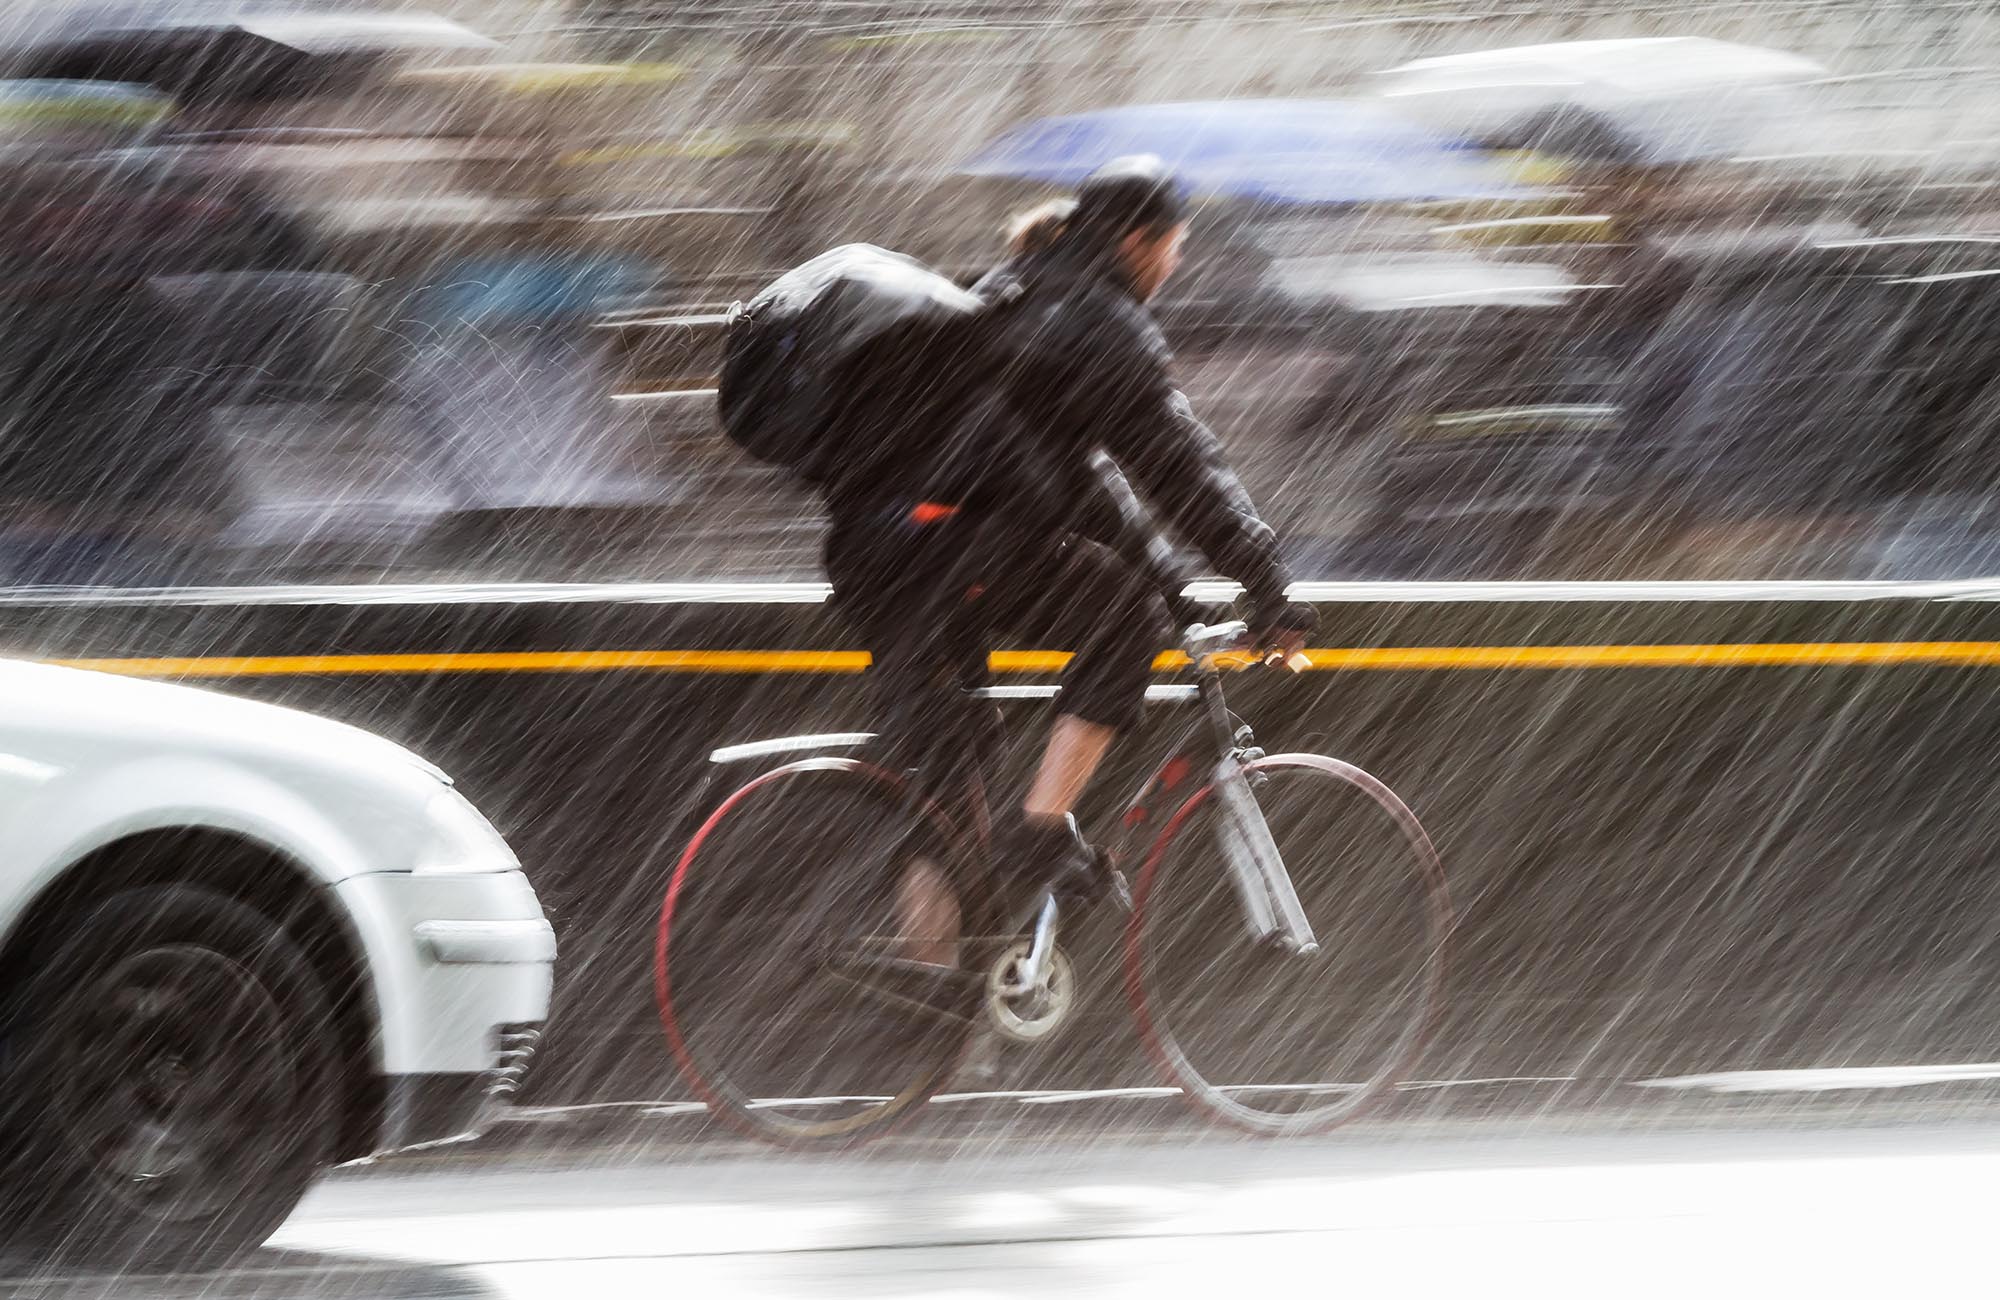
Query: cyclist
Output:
[[822, 156, 1315, 936]]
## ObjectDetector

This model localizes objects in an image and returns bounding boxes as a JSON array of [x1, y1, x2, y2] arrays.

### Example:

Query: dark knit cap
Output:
[[1066, 154, 1186, 248]]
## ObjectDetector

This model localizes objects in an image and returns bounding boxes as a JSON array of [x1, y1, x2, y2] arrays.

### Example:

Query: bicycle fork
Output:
[[1001, 892, 1061, 999], [1213, 755, 1320, 955], [1004, 746, 1320, 997]]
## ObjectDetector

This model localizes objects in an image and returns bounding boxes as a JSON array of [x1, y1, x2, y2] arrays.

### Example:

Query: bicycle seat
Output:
[[871, 685, 1007, 781]]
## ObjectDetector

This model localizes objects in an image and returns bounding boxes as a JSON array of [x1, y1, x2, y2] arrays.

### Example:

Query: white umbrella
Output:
[[1374, 38, 1828, 165]]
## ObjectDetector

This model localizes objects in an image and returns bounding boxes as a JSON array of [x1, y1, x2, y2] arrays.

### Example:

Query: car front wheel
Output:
[[3, 884, 336, 1270]]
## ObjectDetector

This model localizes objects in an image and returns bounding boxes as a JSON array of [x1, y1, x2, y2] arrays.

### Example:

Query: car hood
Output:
[[0, 658, 448, 785]]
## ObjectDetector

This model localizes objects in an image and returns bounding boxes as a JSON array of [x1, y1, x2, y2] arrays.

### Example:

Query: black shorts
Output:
[[826, 510, 1169, 738]]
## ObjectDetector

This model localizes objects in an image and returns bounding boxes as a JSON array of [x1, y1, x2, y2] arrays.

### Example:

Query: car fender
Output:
[[4, 751, 376, 898], [0, 755, 385, 1030]]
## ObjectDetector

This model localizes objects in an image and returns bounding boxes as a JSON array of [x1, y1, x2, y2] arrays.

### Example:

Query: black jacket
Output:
[[825, 246, 1292, 617]]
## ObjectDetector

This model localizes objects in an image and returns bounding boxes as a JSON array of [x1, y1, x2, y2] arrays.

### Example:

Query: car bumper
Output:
[[378, 1024, 545, 1150], [332, 870, 555, 1151]]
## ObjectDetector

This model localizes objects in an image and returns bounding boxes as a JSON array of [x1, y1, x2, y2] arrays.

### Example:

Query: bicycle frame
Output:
[[694, 621, 1321, 964]]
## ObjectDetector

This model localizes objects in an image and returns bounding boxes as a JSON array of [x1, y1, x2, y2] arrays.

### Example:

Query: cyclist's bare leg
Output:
[[1023, 714, 1116, 820], [892, 715, 1111, 964], [896, 858, 960, 966]]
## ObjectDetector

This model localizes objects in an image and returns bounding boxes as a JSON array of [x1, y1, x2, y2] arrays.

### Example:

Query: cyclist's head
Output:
[[1063, 155, 1188, 301]]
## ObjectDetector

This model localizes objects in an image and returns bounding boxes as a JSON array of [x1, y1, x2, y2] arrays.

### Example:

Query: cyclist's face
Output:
[[1122, 222, 1188, 302]]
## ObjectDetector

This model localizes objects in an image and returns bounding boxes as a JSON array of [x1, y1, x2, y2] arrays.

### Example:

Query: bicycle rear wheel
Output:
[[656, 759, 980, 1146], [1125, 754, 1451, 1136]]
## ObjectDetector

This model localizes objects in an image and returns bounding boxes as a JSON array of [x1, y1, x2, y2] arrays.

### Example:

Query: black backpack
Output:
[[717, 244, 990, 485]]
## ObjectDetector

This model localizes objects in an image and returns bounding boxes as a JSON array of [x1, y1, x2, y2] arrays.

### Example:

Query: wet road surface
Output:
[[9, 1118, 2000, 1298]]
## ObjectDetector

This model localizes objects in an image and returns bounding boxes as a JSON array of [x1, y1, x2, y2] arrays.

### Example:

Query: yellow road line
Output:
[[44, 650, 875, 678], [1279, 641, 2000, 670], [40, 641, 2000, 679]]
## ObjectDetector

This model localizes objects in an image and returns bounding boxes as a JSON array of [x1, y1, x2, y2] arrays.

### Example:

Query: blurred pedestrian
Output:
[[391, 242, 659, 550], [1004, 198, 1077, 258], [0, 123, 329, 585]]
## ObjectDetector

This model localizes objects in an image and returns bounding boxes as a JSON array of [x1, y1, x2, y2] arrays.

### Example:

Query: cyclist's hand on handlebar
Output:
[[1251, 601, 1318, 670]]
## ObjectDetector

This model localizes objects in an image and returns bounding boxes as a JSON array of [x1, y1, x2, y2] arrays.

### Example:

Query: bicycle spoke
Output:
[[657, 760, 981, 1144], [1128, 755, 1450, 1135]]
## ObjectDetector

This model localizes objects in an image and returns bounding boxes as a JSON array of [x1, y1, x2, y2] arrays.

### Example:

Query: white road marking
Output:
[[500, 1075, 1589, 1123], [610, 388, 720, 403], [1634, 1062, 2000, 1092], [1015, 1087, 1183, 1105]]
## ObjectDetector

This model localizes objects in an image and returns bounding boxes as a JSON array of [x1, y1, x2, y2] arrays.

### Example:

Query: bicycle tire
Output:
[[1124, 753, 1451, 1136], [656, 757, 981, 1146]]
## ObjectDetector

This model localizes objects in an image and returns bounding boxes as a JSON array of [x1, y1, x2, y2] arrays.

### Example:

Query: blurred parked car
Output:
[[0, 660, 552, 1267], [1272, 229, 2000, 579], [1618, 235, 2000, 575], [1235, 243, 1639, 577]]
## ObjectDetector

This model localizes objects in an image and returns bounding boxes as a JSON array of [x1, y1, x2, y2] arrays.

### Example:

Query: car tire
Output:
[[0, 884, 336, 1270]]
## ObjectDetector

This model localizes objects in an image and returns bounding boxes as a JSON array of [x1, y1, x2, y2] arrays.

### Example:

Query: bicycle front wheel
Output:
[[1125, 754, 1451, 1136], [656, 759, 980, 1146]]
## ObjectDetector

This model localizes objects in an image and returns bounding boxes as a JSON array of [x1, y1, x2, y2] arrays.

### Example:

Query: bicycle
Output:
[[655, 617, 1452, 1145]]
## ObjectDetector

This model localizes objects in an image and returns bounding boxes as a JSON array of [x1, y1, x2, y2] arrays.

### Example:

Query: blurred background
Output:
[[12, 11, 2000, 1289], [0, 0, 1996, 589]]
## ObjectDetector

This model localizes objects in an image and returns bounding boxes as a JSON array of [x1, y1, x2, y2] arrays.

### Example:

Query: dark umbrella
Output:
[[1488, 103, 1651, 167], [0, 4, 494, 103]]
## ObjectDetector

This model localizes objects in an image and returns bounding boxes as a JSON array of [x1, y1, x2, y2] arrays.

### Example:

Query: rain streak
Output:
[[1, 1, 1999, 1296]]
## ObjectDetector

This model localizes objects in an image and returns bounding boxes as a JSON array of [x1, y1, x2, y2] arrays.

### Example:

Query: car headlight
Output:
[[412, 788, 520, 874]]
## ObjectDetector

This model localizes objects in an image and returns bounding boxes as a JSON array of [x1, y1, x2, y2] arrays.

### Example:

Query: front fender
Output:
[[705, 731, 878, 768], [687, 730, 879, 823]]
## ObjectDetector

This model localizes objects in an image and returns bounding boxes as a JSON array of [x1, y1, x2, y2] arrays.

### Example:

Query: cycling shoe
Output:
[[995, 812, 1113, 906]]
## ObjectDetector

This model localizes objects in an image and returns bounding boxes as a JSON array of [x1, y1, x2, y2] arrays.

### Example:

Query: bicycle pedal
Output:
[[1082, 845, 1132, 913], [959, 1030, 1005, 1084], [1104, 866, 1134, 914]]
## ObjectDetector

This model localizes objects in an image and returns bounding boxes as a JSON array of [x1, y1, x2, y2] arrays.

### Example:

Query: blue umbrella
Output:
[[960, 99, 1523, 204]]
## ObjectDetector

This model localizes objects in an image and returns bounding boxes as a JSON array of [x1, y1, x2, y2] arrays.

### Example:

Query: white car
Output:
[[0, 660, 553, 1267]]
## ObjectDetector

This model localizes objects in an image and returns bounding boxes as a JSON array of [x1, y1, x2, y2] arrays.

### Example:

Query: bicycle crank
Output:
[[984, 939, 1077, 1046]]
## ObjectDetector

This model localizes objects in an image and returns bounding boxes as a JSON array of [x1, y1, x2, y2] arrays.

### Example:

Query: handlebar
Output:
[[1181, 620, 1253, 659], [1182, 619, 1312, 674]]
